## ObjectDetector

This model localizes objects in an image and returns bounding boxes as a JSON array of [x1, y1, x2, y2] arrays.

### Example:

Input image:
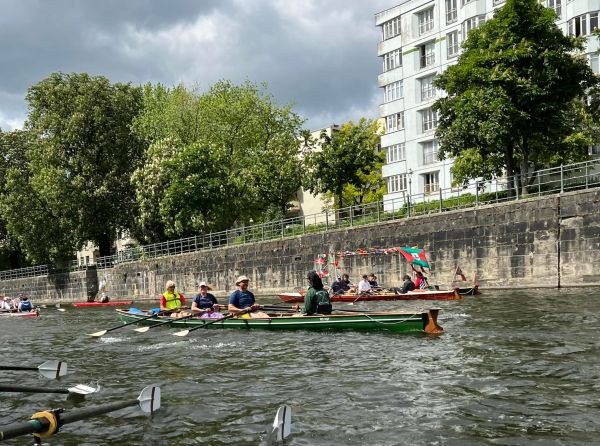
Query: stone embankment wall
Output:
[[1, 189, 598, 302]]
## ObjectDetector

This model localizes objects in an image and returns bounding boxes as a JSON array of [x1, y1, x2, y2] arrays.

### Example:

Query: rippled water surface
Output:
[[1, 288, 599, 445]]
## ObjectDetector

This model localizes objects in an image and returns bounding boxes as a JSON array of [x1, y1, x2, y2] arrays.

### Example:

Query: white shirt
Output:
[[1, 300, 11, 311], [358, 279, 372, 293]]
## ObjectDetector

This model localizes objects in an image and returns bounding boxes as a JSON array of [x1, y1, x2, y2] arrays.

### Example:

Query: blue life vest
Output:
[[19, 300, 33, 311]]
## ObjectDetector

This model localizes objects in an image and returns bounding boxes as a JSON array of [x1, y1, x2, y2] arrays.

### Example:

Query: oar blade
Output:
[[138, 385, 161, 413], [68, 384, 99, 395], [134, 326, 151, 333], [272, 405, 292, 441], [172, 329, 190, 337], [39, 360, 67, 379], [87, 329, 108, 337]]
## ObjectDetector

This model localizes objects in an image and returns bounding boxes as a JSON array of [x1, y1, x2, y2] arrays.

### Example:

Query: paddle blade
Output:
[[272, 405, 292, 441], [87, 330, 108, 337], [134, 326, 151, 333], [57, 308, 67, 312], [39, 360, 67, 379], [138, 385, 161, 413], [172, 329, 190, 337], [68, 384, 99, 395]]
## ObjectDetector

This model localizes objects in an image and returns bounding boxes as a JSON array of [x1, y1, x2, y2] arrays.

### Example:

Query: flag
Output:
[[455, 266, 466, 281], [397, 247, 430, 269]]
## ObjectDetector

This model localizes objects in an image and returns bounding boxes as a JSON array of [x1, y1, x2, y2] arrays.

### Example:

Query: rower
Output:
[[228, 276, 266, 318], [18, 295, 33, 312], [160, 280, 188, 317], [191, 281, 222, 318], [295, 270, 331, 315]]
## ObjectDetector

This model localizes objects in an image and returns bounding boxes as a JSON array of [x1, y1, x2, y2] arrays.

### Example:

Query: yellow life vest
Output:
[[163, 291, 183, 310]]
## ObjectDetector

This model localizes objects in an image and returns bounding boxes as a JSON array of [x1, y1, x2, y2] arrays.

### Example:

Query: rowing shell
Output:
[[278, 289, 461, 303], [72, 301, 133, 307]]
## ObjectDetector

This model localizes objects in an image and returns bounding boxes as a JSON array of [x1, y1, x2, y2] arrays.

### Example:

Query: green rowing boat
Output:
[[116, 309, 443, 334]]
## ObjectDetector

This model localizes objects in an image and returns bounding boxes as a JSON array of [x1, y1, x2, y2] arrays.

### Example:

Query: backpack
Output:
[[315, 290, 332, 315]]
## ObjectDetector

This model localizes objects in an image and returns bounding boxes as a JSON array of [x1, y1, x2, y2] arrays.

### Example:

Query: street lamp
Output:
[[407, 168, 413, 217]]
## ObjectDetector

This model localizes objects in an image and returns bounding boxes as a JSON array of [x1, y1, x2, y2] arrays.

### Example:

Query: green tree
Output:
[[304, 119, 381, 209], [1, 72, 144, 263], [434, 0, 598, 193], [132, 80, 304, 241]]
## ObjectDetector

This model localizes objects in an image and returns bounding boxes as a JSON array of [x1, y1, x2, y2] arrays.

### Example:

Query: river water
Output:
[[1, 288, 599, 445]]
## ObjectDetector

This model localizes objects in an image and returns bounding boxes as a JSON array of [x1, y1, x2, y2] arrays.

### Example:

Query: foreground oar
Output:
[[87, 312, 165, 337], [260, 305, 379, 314], [172, 309, 251, 337], [272, 405, 292, 443], [134, 313, 195, 333], [0, 385, 160, 442], [0, 384, 98, 396], [0, 360, 67, 380]]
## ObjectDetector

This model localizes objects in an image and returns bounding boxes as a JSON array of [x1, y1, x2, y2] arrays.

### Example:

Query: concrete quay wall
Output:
[[1, 189, 598, 302]]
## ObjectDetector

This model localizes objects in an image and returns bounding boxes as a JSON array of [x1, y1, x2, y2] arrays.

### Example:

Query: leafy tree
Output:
[[132, 80, 304, 241], [434, 0, 598, 193], [1, 72, 144, 263], [304, 118, 381, 209]]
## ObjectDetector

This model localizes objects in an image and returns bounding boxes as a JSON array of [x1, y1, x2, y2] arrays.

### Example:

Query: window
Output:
[[420, 41, 435, 68], [418, 8, 434, 35], [383, 49, 402, 72], [447, 31, 459, 58], [385, 143, 406, 163], [387, 174, 408, 193], [420, 75, 436, 101], [591, 12, 599, 32], [546, 0, 561, 16], [591, 53, 599, 74], [590, 145, 600, 156], [424, 171, 440, 194], [445, 0, 457, 24], [492, 0, 505, 6], [383, 16, 401, 40], [384, 81, 403, 102], [421, 141, 438, 165], [568, 14, 587, 37], [462, 0, 475, 6], [462, 15, 486, 38], [386, 112, 405, 133], [421, 108, 439, 133]]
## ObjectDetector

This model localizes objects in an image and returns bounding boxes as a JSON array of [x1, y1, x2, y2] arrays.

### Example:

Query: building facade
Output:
[[376, 0, 600, 207]]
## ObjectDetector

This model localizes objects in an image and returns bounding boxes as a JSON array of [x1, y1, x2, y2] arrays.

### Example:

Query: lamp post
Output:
[[407, 168, 413, 217]]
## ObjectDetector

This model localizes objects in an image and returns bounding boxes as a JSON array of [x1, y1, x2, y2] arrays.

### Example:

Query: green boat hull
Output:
[[116, 309, 443, 334]]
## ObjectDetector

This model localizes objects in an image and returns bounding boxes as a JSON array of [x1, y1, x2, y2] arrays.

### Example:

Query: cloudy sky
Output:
[[0, 0, 394, 132]]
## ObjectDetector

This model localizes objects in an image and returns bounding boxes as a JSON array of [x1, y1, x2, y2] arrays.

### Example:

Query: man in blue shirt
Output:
[[228, 275, 259, 312]]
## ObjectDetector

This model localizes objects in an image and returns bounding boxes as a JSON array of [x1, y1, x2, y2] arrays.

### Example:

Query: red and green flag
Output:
[[397, 247, 430, 270]]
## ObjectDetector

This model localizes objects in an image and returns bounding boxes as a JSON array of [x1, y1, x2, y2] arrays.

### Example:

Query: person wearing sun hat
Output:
[[159, 280, 187, 313], [191, 281, 221, 318], [228, 275, 263, 317]]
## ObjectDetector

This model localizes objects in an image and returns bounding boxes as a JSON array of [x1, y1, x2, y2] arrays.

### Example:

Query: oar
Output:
[[133, 312, 196, 333], [0, 360, 67, 380], [0, 384, 98, 396], [172, 309, 251, 337], [0, 385, 160, 442], [87, 312, 166, 337], [272, 405, 292, 443]]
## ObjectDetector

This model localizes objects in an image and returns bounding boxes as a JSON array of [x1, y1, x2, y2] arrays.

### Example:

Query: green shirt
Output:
[[303, 287, 330, 315]]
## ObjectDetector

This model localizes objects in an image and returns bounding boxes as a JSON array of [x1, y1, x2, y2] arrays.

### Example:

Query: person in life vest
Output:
[[296, 270, 332, 316], [18, 295, 33, 312], [191, 281, 222, 318], [160, 280, 187, 315]]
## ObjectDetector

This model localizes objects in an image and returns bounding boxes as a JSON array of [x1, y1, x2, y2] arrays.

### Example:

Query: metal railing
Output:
[[1, 159, 599, 279]]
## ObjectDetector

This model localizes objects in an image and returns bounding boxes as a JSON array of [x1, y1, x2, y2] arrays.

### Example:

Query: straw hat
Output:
[[198, 281, 212, 290], [235, 275, 250, 285]]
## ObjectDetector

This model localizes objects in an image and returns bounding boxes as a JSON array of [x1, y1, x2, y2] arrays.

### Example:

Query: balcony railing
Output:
[[0, 159, 599, 279]]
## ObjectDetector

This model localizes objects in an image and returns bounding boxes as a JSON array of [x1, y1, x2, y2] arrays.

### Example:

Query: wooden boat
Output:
[[278, 288, 461, 303], [73, 301, 133, 307], [116, 308, 443, 334], [0, 310, 39, 318]]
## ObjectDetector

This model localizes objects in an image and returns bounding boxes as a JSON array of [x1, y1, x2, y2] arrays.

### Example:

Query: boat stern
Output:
[[423, 308, 443, 334]]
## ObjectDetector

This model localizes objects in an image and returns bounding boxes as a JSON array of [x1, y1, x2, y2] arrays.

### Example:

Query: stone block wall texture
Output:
[[1, 189, 598, 302]]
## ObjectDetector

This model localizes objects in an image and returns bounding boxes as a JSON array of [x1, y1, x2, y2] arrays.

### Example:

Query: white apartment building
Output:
[[376, 0, 600, 207]]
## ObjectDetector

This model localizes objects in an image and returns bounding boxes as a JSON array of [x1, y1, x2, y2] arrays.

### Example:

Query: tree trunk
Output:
[[97, 232, 112, 257]]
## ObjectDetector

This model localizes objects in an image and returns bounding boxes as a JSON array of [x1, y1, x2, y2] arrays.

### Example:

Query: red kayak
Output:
[[0, 310, 39, 318], [279, 289, 461, 303], [72, 301, 133, 307]]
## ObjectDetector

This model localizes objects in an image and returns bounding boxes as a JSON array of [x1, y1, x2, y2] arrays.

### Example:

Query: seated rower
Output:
[[160, 280, 188, 317], [357, 275, 372, 294], [18, 295, 33, 312], [100, 293, 110, 303], [191, 281, 222, 318], [1, 296, 12, 312], [295, 270, 332, 316], [228, 275, 267, 318]]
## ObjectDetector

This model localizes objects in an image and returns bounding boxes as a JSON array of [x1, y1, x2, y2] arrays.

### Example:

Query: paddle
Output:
[[172, 308, 251, 337], [134, 312, 196, 333], [0, 384, 98, 396], [272, 405, 292, 443], [87, 311, 166, 337], [0, 385, 160, 442], [0, 360, 67, 380]]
